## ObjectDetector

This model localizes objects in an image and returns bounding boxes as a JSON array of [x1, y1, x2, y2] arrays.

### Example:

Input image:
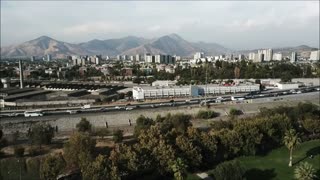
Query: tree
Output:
[[40, 154, 66, 180], [27, 124, 54, 148], [294, 162, 317, 180], [76, 118, 92, 132], [196, 110, 219, 119], [170, 158, 187, 180], [113, 129, 124, 143], [134, 115, 154, 137], [63, 132, 96, 169], [82, 155, 114, 180], [283, 129, 301, 167], [302, 118, 320, 135]]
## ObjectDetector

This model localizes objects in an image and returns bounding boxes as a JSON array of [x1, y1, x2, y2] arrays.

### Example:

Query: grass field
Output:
[[239, 139, 320, 180], [188, 139, 320, 180]]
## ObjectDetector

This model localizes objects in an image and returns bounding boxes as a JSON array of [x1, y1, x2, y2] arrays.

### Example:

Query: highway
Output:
[[0, 86, 319, 121]]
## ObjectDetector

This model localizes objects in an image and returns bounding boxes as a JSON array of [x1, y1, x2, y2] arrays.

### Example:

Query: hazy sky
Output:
[[1, 1, 319, 50]]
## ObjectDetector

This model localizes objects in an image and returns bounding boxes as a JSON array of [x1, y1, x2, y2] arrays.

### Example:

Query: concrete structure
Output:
[[133, 84, 260, 100], [19, 60, 24, 89], [30, 56, 35, 62], [248, 53, 256, 61], [238, 54, 245, 61], [276, 83, 299, 90], [310, 50, 320, 60], [291, 52, 297, 63], [136, 54, 142, 62]]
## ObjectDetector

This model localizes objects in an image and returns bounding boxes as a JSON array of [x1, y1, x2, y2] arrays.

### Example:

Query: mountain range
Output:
[[1, 34, 317, 58]]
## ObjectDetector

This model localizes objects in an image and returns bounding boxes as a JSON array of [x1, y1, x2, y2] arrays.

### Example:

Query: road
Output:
[[0, 90, 319, 134]]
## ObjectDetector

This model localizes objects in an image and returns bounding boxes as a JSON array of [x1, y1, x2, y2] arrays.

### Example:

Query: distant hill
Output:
[[1, 36, 89, 58], [1, 34, 317, 58], [1, 34, 232, 58]]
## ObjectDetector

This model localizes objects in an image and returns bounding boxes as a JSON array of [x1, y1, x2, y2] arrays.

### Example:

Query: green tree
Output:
[[76, 118, 92, 132], [63, 132, 96, 169], [170, 158, 187, 180], [283, 129, 301, 167], [302, 118, 320, 135], [196, 110, 219, 119], [134, 115, 154, 137], [27, 124, 54, 148], [82, 155, 114, 180], [40, 154, 66, 180], [294, 162, 317, 180]]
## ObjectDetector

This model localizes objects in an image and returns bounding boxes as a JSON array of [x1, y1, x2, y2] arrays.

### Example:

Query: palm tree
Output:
[[283, 128, 301, 167], [294, 162, 316, 180]]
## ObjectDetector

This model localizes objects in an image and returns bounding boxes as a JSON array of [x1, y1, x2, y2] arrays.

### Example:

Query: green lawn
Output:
[[188, 139, 320, 180], [238, 139, 320, 180]]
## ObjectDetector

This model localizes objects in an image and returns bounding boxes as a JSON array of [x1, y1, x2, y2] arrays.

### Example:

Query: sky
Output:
[[1, 1, 319, 50]]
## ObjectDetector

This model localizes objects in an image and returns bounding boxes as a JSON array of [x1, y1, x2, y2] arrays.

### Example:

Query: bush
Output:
[[14, 146, 25, 157], [113, 129, 123, 143], [76, 118, 92, 132], [229, 108, 243, 116], [196, 110, 219, 119], [209, 160, 245, 180]]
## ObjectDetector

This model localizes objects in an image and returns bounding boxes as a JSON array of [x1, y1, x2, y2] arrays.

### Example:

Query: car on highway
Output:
[[99, 107, 107, 112], [8, 113, 19, 117], [115, 106, 125, 110], [24, 110, 44, 117], [125, 107, 134, 111], [67, 110, 80, 114]]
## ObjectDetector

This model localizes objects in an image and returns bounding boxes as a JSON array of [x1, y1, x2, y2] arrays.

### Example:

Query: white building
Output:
[[248, 53, 256, 60], [276, 83, 299, 90], [310, 50, 320, 60], [238, 54, 245, 61], [258, 49, 273, 61], [194, 52, 204, 59], [291, 52, 297, 63], [47, 54, 52, 61], [132, 84, 260, 100], [152, 80, 177, 87], [273, 53, 282, 61]]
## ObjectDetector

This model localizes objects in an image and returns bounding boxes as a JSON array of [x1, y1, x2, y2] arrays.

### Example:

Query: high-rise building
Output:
[[273, 53, 282, 61], [291, 52, 297, 63], [258, 49, 273, 61], [122, 55, 128, 60], [238, 54, 245, 61], [136, 54, 142, 62], [194, 52, 204, 59], [310, 50, 320, 60], [47, 54, 52, 61], [116, 55, 122, 60], [30, 56, 35, 62], [248, 53, 256, 60]]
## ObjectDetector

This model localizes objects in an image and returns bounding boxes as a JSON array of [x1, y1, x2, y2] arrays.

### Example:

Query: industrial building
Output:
[[132, 84, 260, 100]]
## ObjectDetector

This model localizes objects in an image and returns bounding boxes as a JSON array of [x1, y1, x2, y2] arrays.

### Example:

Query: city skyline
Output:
[[1, 1, 319, 50]]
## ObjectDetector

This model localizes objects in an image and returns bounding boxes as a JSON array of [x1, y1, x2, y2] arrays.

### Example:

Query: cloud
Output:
[[63, 22, 121, 35], [1, 1, 319, 49]]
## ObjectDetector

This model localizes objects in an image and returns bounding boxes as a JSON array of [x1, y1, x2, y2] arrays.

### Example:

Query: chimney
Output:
[[19, 60, 24, 89]]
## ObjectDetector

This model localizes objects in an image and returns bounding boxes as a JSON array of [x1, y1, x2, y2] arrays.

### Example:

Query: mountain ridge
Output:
[[1, 34, 318, 58]]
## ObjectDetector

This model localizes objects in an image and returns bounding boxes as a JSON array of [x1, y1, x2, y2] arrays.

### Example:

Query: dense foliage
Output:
[[52, 102, 319, 179], [27, 124, 55, 148]]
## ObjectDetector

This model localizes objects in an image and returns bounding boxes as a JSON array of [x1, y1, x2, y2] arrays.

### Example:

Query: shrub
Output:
[[209, 160, 245, 180], [76, 118, 92, 132], [14, 146, 25, 157], [196, 110, 219, 119], [229, 108, 243, 116], [113, 129, 123, 143]]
